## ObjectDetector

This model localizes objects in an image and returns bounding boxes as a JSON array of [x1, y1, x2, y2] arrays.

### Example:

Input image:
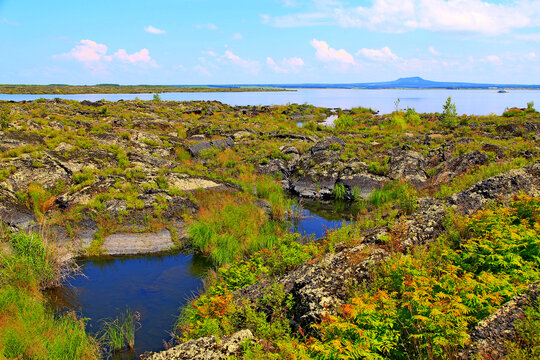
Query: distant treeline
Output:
[[0, 84, 289, 95]]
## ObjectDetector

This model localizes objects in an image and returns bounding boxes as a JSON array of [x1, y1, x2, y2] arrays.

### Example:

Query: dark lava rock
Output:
[[426, 142, 454, 168], [447, 161, 540, 215], [0, 190, 36, 229], [482, 143, 505, 159], [187, 137, 234, 158], [496, 122, 540, 136], [433, 150, 489, 185], [388, 147, 427, 187], [338, 172, 387, 200], [150, 329, 253, 360], [461, 284, 539, 360]]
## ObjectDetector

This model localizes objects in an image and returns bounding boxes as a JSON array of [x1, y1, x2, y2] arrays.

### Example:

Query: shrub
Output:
[[405, 107, 421, 126], [441, 96, 458, 127]]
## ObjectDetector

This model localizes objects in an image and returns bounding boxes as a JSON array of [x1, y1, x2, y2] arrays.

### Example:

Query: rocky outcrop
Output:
[[259, 136, 389, 200], [289, 137, 345, 198], [462, 284, 539, 359], [235, 240, 389, 332], [433, 150, 489, 185], [387, 147, 427, 187], [187, 137, 234, 158], [447, 161, 540, 215], [234, 162, 540, 338], [149, 329, 253, 360]]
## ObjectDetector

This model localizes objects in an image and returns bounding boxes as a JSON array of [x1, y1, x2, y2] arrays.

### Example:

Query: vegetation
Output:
[[0, 227, 100, 359], [0, 84, 290, 94], [178, 195, 540, 359], [99, 308, 141, 354], [441, 96, 458, 127], [0, 96, 538, 358], [188, 191, 286, 265]]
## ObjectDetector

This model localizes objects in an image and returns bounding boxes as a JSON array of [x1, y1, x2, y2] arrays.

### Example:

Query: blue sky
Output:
[[1, 0, 540, 85]]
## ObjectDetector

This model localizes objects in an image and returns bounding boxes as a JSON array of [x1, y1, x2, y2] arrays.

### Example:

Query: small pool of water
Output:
[[290, 198, 362, 239], [48, 253, 211, 358], [51, 198, 358, 358]]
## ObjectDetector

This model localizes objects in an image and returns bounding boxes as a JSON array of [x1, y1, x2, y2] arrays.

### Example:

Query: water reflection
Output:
[[290, 198, 361, 239], [49, 252, 210, 357]]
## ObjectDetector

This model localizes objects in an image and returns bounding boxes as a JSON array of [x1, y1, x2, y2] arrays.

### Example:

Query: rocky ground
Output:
[[0, 99, 539, 359]]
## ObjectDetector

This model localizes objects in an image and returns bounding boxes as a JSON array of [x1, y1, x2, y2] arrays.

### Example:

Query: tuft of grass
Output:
[[364, 181, 417, 214], [15, 183, 56, 220], [333, 182, 346, 200], [188, 191, 285, 265], [99, 308, 141, 353]]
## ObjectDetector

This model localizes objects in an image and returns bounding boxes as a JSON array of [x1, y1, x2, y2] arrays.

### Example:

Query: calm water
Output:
[[49, 253, 211, 358], [290, 199, 363, 239], [52, 201, 355, 358], [2, 89, 540, 115]]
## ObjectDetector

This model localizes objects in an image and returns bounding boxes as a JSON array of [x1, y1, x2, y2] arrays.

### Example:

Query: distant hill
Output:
[[203, 77, 540, 90]]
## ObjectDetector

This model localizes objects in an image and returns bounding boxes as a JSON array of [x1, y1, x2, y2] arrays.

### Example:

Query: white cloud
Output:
[[267, 56, 305, 73], [57, 40, 156, 70], [262, 0, 539, 35], [194, 65, 211, 76], [429, 46, 440, 56], [232, 32, 243, 40], [202, 50, 218, 57], [357, 46, 401, 62], [223, 50, 261, 73], [481, 55, 503, 65], [114, 48, 153, 64], [196, 23, 218, 30], [310, 38, 356, 65], [144, 25, 166, 34], [63, 40, 112, 68]]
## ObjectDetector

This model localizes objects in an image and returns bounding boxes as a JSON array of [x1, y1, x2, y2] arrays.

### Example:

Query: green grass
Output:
[[363, 180, 418, 214], [0, 228, 100, 359], [435, 157, 529, 199], [99, 308, 140, 353], [188, 192, 285, 265]]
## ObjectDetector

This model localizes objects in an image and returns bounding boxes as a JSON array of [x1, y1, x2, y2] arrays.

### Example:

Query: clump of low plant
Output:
[[333, 182, 346, 200], [99, 308, 141, 355], [188, 191, 285, 265]]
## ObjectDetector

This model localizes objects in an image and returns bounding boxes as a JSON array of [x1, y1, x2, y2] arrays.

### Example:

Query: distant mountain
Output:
[[202, 77, 540, 90]]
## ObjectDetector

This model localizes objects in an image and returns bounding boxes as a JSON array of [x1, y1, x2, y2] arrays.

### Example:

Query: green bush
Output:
[[441, 96, 458, 127]]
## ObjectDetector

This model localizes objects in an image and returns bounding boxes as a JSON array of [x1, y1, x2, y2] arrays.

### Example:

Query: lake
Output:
[[2, 89, 540, 115]]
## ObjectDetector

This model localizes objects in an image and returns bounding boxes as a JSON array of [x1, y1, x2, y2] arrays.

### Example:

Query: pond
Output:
[[50, 199, 359, 358]]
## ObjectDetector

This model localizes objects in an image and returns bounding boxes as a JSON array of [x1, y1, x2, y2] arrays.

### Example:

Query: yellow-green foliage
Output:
[[308, 196, 539, 359], [179, 196, 539, 360]]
